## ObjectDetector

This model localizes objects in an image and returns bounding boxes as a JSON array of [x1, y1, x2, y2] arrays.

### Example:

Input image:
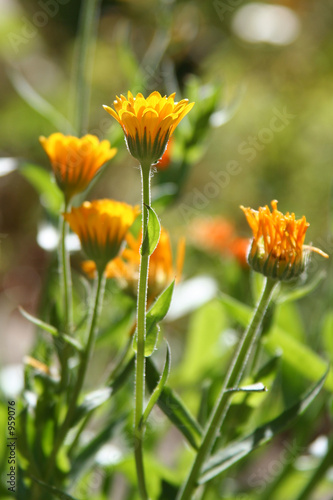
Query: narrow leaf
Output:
[[20, 163, 63, 215], [72, 388, 112, 427], [199, 369, 328, 484], [30, 477, 78, 500], [19, 306, 83, 352], [141, 204, 161, 256], [146, 358, 203, 449], [141, 342, 171, 427], [133, 281, 175, 356], [219, 294, 333, 391], [225, 383, 268, 393]]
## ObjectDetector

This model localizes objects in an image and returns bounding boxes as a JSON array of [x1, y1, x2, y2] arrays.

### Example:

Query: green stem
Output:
[[134, 164, 151, 500], [71, 0, 101, 135], [60, 201, 73, 332], [177, 277, 277, 500], [46, 272, 105, 481], [295, 437, 333, 500], [59, 201, 73, 393]]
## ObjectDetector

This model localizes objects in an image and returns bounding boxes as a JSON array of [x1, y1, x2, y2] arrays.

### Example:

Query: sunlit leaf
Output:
[[199, 369, 328, 484], [133, 281, 175, 356], [141, 204, 161, 256], [19, 306, 83, 352]]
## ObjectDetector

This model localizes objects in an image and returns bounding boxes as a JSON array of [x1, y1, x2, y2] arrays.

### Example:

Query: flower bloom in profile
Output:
[[64, 200, 139, 274], [241, 200, 328, 281], [103, 91, 194, 165], [82, 227, 185, 301], [39, 133, 117, 203], [189, 216, 249, 267]]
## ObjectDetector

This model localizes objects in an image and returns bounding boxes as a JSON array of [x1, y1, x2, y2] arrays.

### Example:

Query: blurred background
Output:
[[1, 1, 333, 498], [0, 0, 332, 372], [1, 0, 332, 365]]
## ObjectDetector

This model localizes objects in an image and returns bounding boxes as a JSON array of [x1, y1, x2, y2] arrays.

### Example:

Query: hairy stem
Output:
[[177, 277, 277, 500], [134, 164, 151, 500]]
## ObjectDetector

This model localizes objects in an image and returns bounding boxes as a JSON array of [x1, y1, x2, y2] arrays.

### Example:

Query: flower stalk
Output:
[[177, 277, 278, 500], [134, 162, 151, 500], [46, 271, 105, 481]]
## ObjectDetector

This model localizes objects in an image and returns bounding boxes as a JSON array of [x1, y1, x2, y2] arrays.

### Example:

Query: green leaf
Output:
[[20, 163, 63, 215], [133, 281, 175, 356], [146, 358, 203, 450], [141, 342, 171, 427], [30, 476, 79, 500], [72, 388, 112, 427], [141, 204, 161, 256], [276, 271, 326, 304], [218, 294, 333, 391], [19, 306, 83, 352], [322, 311, 333, 360], [199, 368, 328, 484], [179, 299, 227, 383]]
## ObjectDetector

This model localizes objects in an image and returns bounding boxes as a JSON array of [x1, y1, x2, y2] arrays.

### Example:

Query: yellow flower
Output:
[[82, 227, 185, 301], [39, 133, 117, 203], [103, 91, 194, 165], [64, 200, 139, 274], [241, 200, 328, 280]]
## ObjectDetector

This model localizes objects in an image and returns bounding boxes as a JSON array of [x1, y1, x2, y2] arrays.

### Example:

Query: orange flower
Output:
[[64, 200, 139, 274], [189, 216, 249, 267], [241, 200, 328, 280], [156, 137, 173, 170], [103, 91, 194, 165], [82, 227, 185, 300], [39, 133, 117, 202]]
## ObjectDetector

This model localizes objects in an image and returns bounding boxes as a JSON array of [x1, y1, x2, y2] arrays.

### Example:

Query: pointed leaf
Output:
[[141, 204, 161, 256], [146, 358, 202, 449], [199, 368, 328, 484], [133, 281, 175, 356], [141, 342, 171, 427], [19, 306, 83, 352]]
